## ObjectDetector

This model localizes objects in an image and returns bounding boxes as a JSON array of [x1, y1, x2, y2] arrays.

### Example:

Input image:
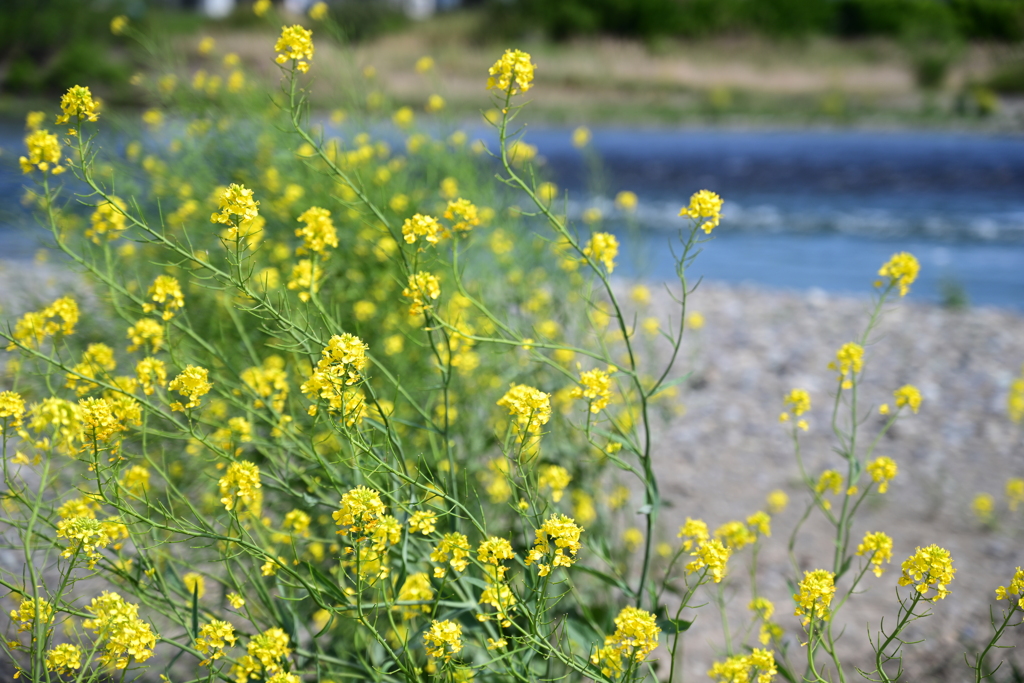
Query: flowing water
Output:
[[2, 121, 1022, 309]]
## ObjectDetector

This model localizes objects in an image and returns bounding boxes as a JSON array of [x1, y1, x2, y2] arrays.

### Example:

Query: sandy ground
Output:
[[635, 281, 1024, 681]]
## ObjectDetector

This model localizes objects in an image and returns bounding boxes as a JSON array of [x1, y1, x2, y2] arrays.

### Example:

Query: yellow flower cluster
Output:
[[477, 537, 517, 625], [127, 318, 164, 353], [898, 544, 955, 600], [135, 357, 167, 396], [679, 189, 724, 234], [287, 259, 322, 302], [240, 356, 289, 411], [538, 464, 571, 502], [444, 198, 480, 234], [82, 592, 157, 669], [408, 510, 437, 535], [1009, 365, 1024, 423], [143, 275, 185, 320], [232, 627, 291, 683], [423, 619, 462, 660], [64, 343, 114, 396], [715, 520, 755, 549], [0, 391, 26, 433], [487, 49, 536, 95], [893, 384, 922, 413], [168, 364, 213, 411], [431, 532, 472, 577], [678, 517, 710, 551], [56, 85, 100, 125], [274, 25, 314, 72], [525, 513, 583, 576], [402, 271, 441, 317], [497, 383, 551, 436], [995, 567, 1024, 609], [45, 643, 82, 675], [333, 485, 386, 537], [80, 396, 139, 445], [749, 598, 782, 645], [210, 183, 260, 228], [12, 296, 79, 347], [829, 342, 864, 389], [878, 251, 920, 297], [402, 213, 443, 246], [396, 572, 434, 619], [20, 129, 64, 175], [591, 606, 660, 677], [794, 569, 836, 624], [779, 388, 810, 428], [120, 465, 150, 494], [218, 460, 263, 514], [196, 619, 237, 665], [583, 232, 619, 273], [10, 597, 54, 632], [296, 206, 338, 255], [571, 367, 612, 413], [708, 649, 777, 683], [856, 531, 894, 577], [301, 334, 369, 420], [867, 456, 898, 494], [1007, 478, 1024, 512], [686, 538, 731, 583], [87, 196, 128, 243]]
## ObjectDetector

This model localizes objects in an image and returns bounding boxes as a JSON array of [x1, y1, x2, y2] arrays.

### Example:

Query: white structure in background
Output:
[[202, 0, 235, 18], [270, 0, 443, 19], [405, 0, 437, 20]]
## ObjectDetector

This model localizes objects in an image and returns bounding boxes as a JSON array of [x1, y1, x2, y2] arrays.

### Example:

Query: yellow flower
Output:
[[679, 189, 723, 233], [197, 36, 215, 55], [10, 597, 54, 632], [444, 198, 480, 233], [715, 520, 754, 549], [243, 627, 291, 677], [972, 492, 995, 524], [196, 620, 236, 665], [127, 318, 164, 353], [487, 49, 536, 95], [333, 486, 386, 537], [426, 94, 445, 112], [254, 0, 271, 15], [396, 572, 434, 618], [867, 456, 897, 494], [994, 567, 1024, 603], [275, 25, 314, 73], [526, 514, 583, 574], [793, 569, 836, 624], [393, 106, 415, 128], [168, 365, 212, 411], [1006, 478, 1024, 512], [1009, 366, 1024, 423], [537, 464, 571, 502], [143, 275, 185, 320], [218, 461, 262, 514], [309, 1, 329, 20], [431, 532, 472, 577], [898, 544, 955, 600], [402, 213, 443, 245], [135, 357, 167, 396], [829, 342, 864, 388], [677, 517, 709, 551], [572, 126, 591, 148], [408, 510, 438, 535], [183, 572, 206, 600], [878, 252, 920, 297], [615, 190, 638, 212], [46, 643, 82, 675], [416, 56, 435, 72], [210, 183, 259, 227], [590, 606, 659, 677], [0, 391, 26, 433], [120, 465, 150, 494], [497, 383, 551, 436], [87, 196, 128, 243], [56, 85, 100, 125], [783, 388, 811, 417], [893, 384, 922, 413], [227, 593, 245, 609], [746, 511, 771, 538], [295, 206, 338, 256], [584, 232, 619, 273], [19, 129, 64, 175], [286, 259, 322, 302], [570, 366, 612, 412], [402, 272, 441, 317], [686, 538, 731, 583], [708, 650, 777, 683], [856, 531, 894, 577], [82, 592, 157, 668], [766, 489, 788, 513], [423, 619, 462, 660]]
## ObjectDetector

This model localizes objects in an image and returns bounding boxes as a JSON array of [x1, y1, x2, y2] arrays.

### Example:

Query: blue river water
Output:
[[2, 121, 1022, 309]]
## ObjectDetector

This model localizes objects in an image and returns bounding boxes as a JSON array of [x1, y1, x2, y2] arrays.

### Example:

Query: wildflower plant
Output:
[[1, 19, 1021, 683]]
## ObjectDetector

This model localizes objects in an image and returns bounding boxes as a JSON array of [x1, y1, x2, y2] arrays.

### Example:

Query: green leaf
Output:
[[574, 565, 636, 597], [657, 616, 693, 634], [190, 582, 199, 641]]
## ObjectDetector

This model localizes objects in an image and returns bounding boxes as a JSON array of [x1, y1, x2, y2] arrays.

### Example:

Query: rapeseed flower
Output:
[[396, 572, 434, 618], [402, 272, 441, 317], [135, 357, 167, 396], [295, 207, 338, 256], [708, 650, 777, 683], [45, 643, 82, 675], [687, 538, 731, 583], [309, 1, 329, 20], [87, 196, 128, 243], [794, 569, 836, 624], [526, 514, 583, 576], [56, 85, 99, 125], [591, 606, 660, 676], [402, 213, 442, 245], [878, 252, 920, 297], [679, 190, 723, 233], [1009, 366, 1024, 423], [10, 597, 54, 632], [994, 567, 1024, 609], [498, 383, 551, 436], [856, 531, 894, 577], [444, 198, 480, 233], [423, 619, 462, 660], [275, 25, 314, 73], [898, 544, 955, 599], [677, 517, 709, 551], [570, 367, 612, 413], [126, 318, 164, 353], [1007, 478, 1024, 512], [211, 183, 259, 228], [218, 460, 262, 514], [829, 342, 864, 389], [894, 384, 922, 413], [867, 456, 898, 493], [487, 49, 536, 95], [584, 232, 619, 273], [196, 620, 237, 665], [0, 391, 25, 433], [538, 464, 571, 502], [20, 129, 64, 175], [408, 510, 438, 535], [83, 592, 157, 668], [143, 275, 184, 320], [431, 532, 471, 577], [168, 365, 212, 411]]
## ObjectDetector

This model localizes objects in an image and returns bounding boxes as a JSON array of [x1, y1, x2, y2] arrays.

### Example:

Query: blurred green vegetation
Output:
[[487, 0, 1024, 42]]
